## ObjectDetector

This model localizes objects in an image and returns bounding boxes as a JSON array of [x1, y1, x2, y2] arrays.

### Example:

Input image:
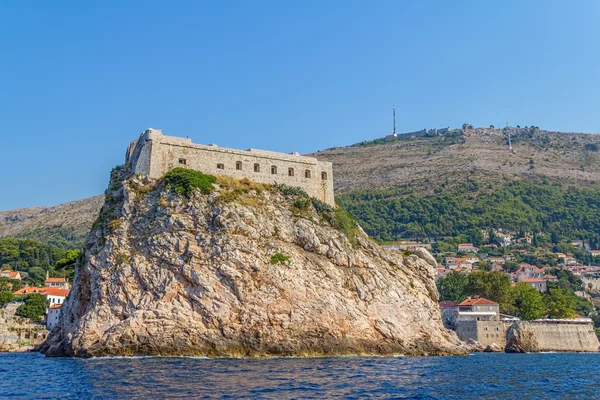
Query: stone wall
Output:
[[127, 129, 335, 205], [456, 320, 507, 348], [506, 320, 599, 353], [0, 303, 48, 352]]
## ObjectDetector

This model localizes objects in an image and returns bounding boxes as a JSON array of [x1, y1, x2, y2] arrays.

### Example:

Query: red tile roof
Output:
[[45, 277, 67, 283], [13, 287, 70, 297], [42, 288, 70, 297], [459, 297, 498, 306], [522, 278, 545, 283], [49, 304, 62, 309], [439, 301, 459, 309]]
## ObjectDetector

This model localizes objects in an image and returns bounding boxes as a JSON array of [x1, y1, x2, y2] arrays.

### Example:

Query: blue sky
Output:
[[1, 1, 599, 210]]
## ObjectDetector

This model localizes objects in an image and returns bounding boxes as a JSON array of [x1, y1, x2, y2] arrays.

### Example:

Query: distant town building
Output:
[[46, 304, 61, 330], [0, 270, 21, 280], [522, 278, 547, 292], [44, 277, 70, 290], [441, 297, 511, 348], [381, 242, 432, 252], [456, 298, 500, 322], [589, 250, 600, 258], [515, 264, 544, 281], [13, 287, 70, 306], [457, 243, 478, 253]]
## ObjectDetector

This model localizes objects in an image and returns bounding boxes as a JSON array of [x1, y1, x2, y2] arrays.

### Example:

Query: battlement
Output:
[[126, 129, 335, 205]]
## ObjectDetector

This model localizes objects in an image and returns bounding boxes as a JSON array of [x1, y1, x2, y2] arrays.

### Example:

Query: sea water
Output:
[[0, 352, 599, 399]]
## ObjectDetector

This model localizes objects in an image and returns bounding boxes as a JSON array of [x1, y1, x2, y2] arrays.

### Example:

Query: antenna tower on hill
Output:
[[393, 105, 397, 136]]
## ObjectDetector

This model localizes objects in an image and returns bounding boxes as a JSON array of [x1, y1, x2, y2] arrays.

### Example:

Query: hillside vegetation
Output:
[[312, 126, 600, 243], [339, 179, 600, 242], [0, 195, 104, 248]]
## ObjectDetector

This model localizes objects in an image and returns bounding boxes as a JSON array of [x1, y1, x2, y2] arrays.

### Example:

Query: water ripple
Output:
[[0, 352, 598, 399]]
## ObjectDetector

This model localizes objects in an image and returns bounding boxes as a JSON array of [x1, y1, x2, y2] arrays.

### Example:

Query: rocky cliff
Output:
[[41, 167, 467, 357]]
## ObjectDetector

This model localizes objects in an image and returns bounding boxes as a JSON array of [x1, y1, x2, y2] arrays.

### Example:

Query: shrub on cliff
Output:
[[164, 168, 217, 197]]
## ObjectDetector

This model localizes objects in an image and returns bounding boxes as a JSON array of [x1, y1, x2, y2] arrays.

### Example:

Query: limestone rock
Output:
[[413, 247, 438, 268], [505, 322, 540, 353], [483, 343, 502, 353], [466, 338, 484, 352], [41, 170, 468, 358]]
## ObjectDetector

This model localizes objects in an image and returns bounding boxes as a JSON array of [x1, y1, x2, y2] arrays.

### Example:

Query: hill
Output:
[[311, 126, 600, 195], [310, 126, 600, 242], [0, 195, 104, 248]]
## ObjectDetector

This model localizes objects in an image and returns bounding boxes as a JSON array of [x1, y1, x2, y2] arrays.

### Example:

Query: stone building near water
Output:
[[126, 129, 335, 206]]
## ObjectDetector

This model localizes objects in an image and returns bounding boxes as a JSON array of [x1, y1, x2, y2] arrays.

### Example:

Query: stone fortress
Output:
[[126, 129, 335, 205]]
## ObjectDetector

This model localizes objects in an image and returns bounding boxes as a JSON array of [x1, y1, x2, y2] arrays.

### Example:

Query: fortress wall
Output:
[[456, 320, 507, 348], [515, 321, 599, 352], [127, 129, 335, 205]]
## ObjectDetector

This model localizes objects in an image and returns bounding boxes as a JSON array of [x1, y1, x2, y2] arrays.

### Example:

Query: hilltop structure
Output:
[[126, 129, 335, 205]]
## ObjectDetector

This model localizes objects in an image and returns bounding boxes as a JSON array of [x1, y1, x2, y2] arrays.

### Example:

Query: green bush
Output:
[[330, 207, 359, 242], [274, 183, 308, 198], [270, 252, 290, 264], [312, 198, 333, 213], [0, 291, 14, 307], [15, 294, 48, 321], [292, 198, 311, 211], [164, 168, 216, 197]]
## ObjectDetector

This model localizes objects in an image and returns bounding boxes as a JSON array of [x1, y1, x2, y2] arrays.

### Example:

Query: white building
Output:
[[44, 277, 70, 290], [46, 304, 61, 330]]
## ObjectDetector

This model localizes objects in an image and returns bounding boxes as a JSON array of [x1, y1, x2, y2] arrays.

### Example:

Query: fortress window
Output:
[[288, 168, 294, 177], [305, 170, 311, 178], [254, 163, 260, 172], [271, 165, 277, 175], [321, 172, 327, 180], [236, 161, 242, 170], [217, 163, 225, 170], [179, 158, 187, 165]]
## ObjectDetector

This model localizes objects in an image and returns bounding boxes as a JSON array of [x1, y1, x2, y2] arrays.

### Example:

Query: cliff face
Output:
[[41, 168, 467, 357]]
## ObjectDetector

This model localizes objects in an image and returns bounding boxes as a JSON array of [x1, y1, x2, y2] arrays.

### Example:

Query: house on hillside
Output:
[[457, 243, 478, 253], [45, 277, 70, 290], [439, 301, 460, 329], [515, 264, 544, 281], [456, 298, 500, 322], [589, 250, 600, 258], [13, 287, 70, 306], [443, 297, 510, 348], [522, 278, 547, 292], [0, 270, 21, 280], [46, 304, 61, 330], [445, 257, 473, 270]]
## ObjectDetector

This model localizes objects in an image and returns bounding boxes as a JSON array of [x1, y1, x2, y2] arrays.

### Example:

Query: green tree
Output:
[[512, 283, 545, 320], [437, 272, 469, 301], [27, 267, 46, 286], [465, 271, 513, 310], [546, 288, 576, 319], [15, 294, 48, 321], [0, 291, 14, 307], [55, 249, 80, 270], [503, 260, 520, 273]]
